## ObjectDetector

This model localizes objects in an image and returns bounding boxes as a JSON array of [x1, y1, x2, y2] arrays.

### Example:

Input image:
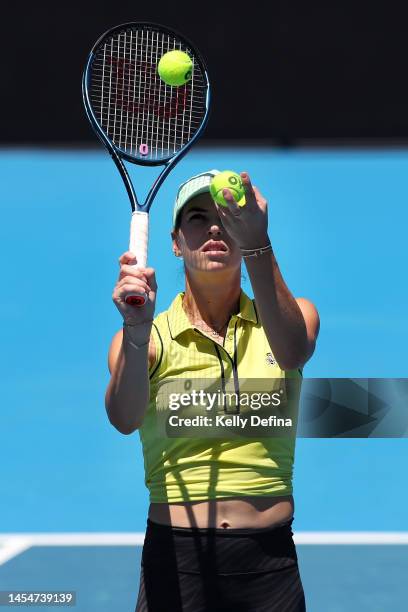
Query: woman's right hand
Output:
[[112, 251, 157, 326]]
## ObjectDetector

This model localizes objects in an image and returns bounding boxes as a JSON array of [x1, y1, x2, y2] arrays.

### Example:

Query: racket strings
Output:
[[90, 26, 207, 161]]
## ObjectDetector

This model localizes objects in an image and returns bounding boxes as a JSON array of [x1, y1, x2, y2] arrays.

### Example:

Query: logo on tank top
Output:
[[266, 352, 276, 366]]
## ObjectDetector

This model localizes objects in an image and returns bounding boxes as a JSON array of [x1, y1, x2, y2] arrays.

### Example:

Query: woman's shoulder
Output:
[[149, 305, 174, 373], [152, 292, 184, 330], [151, 309, 170, 337]]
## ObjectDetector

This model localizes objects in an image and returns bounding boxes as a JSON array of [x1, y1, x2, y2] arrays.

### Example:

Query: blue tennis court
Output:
[[1, 147, 407, 610]]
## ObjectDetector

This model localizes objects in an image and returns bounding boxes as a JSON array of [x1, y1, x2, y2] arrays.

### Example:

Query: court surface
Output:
[[0, 147, 407, 610]]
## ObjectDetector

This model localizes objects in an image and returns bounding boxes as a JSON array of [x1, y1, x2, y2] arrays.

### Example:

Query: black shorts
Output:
[[135, 517, 306, 612]]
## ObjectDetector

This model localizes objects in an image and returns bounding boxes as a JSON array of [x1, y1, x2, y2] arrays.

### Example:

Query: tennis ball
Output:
[[210, 171, 246, 208], [158, 50, 193, 86]]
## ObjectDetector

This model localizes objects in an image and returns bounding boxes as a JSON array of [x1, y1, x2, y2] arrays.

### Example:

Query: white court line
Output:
[[0, 538, 32, 565], [294, 532, 408, 545], [1, 532, 408, 566], [0, 533, 145, 549]]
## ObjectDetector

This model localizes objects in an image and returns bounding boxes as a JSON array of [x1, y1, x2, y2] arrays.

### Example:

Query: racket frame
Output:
[[82, 21, 211, 214]]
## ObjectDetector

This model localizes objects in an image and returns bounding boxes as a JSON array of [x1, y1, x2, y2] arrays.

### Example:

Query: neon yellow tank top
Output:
[[138, 290, 302, 503]]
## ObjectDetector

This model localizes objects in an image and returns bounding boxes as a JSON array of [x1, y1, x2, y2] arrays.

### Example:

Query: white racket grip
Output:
[[129, 211, 149, 267], [125, 211, 149, 306]]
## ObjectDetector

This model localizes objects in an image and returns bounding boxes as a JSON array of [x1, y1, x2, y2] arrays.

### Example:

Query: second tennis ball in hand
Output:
[[210, 171, 246, 208], [158, 50, 193, 86]]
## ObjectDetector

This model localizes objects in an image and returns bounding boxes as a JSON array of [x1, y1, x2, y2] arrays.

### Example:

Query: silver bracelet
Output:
[[123, 319, 153, 327], [124, 338, 150, 350], [122, 322, 151, 350], [240, 243, 272, 258]]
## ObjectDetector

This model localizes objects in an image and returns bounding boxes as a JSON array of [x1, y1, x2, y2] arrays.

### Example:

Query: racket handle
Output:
[[125, 211, 149, 307]]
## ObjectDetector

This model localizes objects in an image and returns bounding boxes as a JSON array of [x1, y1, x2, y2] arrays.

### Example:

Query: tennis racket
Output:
[[82, 22, 210, 305]]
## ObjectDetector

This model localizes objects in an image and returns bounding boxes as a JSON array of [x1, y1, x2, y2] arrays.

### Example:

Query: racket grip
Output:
[[125, 211, 149, 307]]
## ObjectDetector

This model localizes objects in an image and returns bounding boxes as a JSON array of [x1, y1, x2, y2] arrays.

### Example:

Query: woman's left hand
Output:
[[215, 172, 270, 250]]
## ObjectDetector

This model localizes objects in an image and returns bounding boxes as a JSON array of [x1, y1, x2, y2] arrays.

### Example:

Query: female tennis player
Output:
[[105, 170, 320, 612]]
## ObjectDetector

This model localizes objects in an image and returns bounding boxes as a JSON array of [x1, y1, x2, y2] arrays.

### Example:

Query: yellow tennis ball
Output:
[[158, 50, 193, 86], [210, 171, 246, 208]]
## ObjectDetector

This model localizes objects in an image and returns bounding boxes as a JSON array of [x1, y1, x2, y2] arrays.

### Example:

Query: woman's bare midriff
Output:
[[148, 495, 294, 529]]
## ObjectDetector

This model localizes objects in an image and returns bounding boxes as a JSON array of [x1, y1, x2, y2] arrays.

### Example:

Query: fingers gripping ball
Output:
[[210, 171, 246, 208], [158, 50, 193, 86]]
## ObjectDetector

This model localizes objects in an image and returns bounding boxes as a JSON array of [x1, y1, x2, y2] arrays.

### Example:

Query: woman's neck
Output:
[[182, 269, 241, 328]]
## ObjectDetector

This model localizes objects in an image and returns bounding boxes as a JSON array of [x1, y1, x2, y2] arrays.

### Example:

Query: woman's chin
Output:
[[203, 259, 240, 273], [185, 253, 240, 272]]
